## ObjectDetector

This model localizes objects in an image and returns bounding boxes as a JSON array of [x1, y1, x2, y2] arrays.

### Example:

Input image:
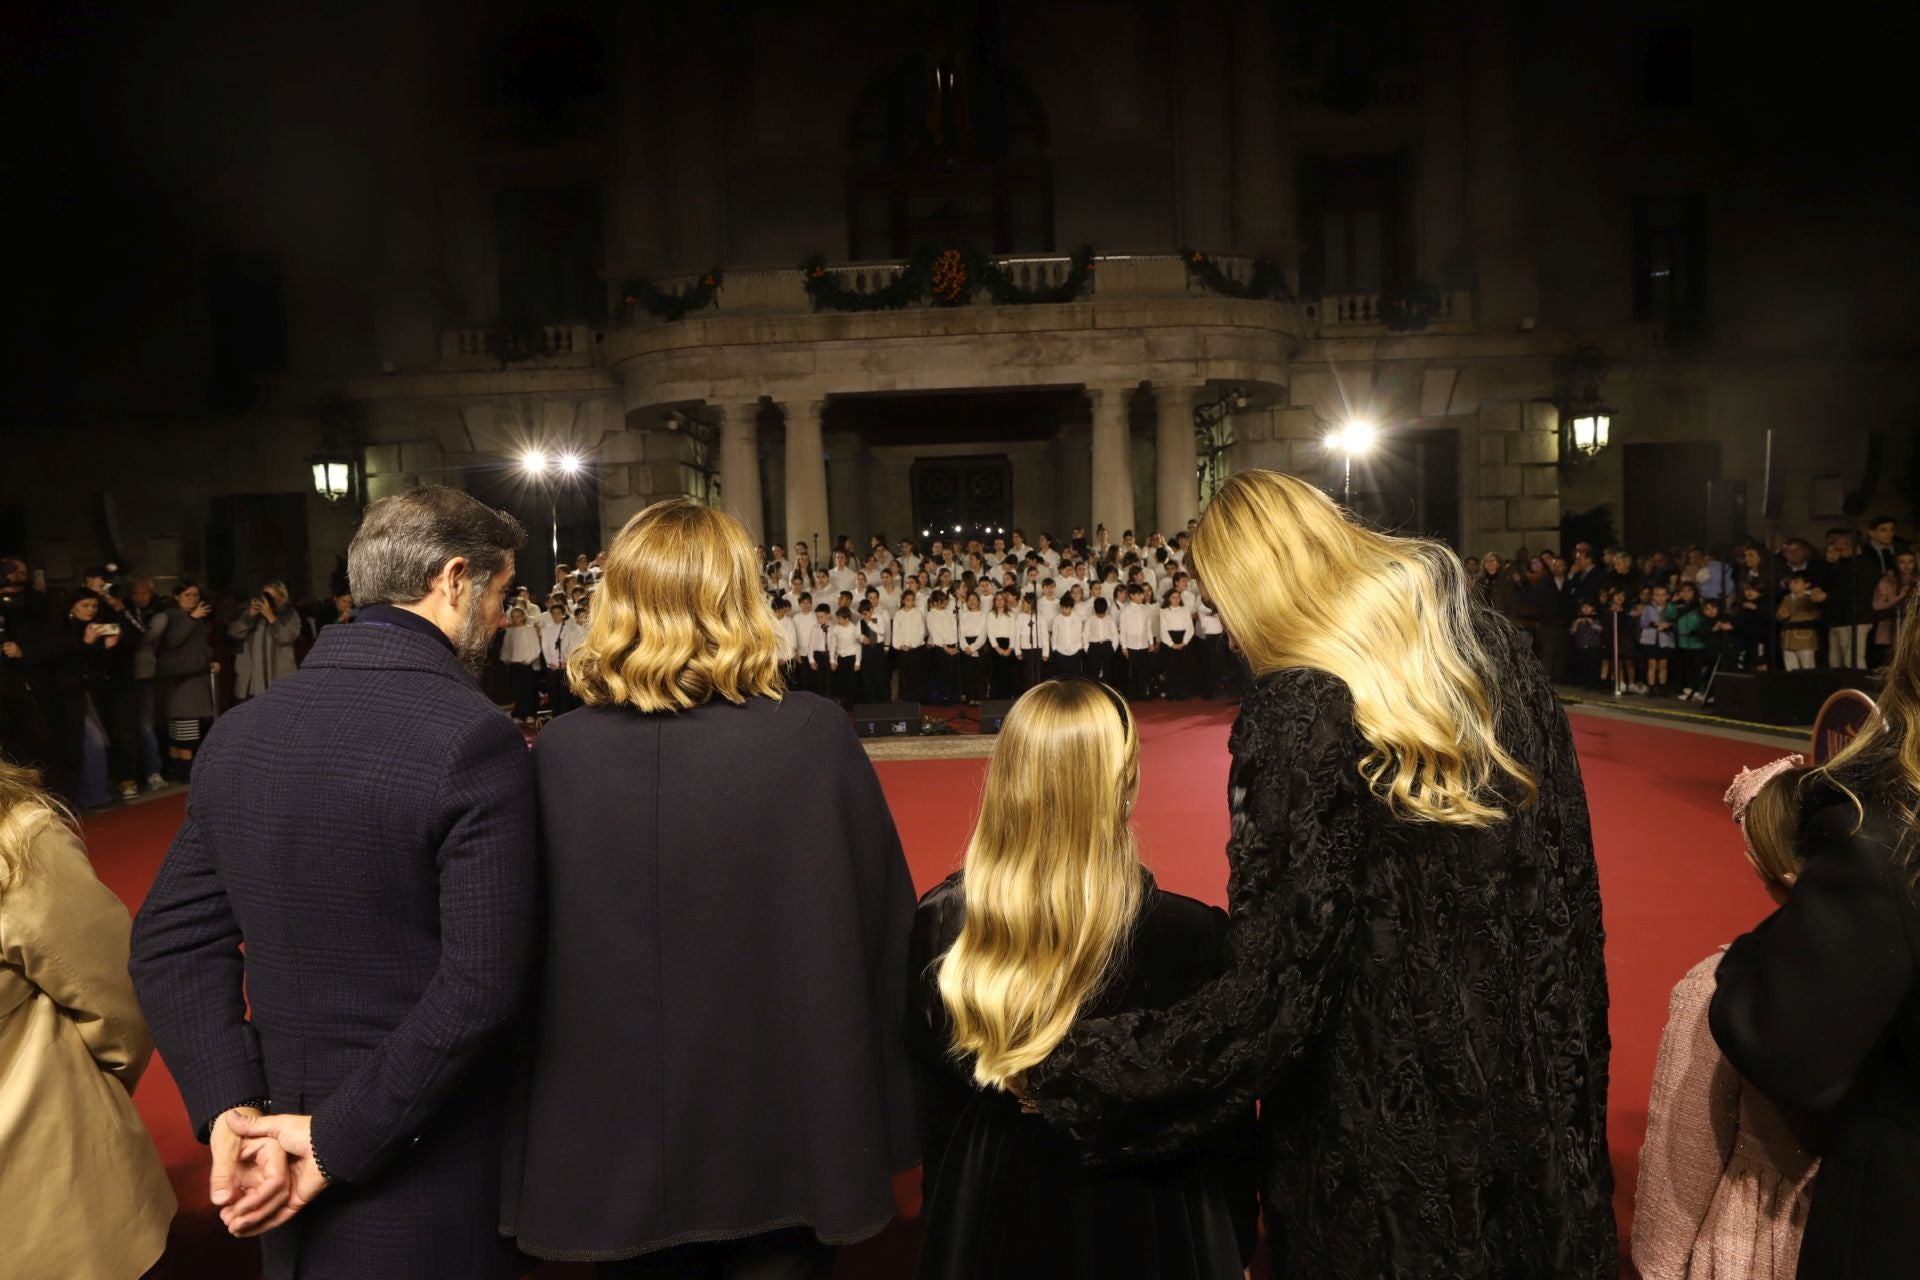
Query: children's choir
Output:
[[766, 530, 1243, 707]]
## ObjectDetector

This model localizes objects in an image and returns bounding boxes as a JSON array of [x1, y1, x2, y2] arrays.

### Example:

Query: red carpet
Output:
[[88, 702, 1782, 1278]]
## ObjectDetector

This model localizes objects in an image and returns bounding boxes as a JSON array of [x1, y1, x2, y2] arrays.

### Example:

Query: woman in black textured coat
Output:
[[1710, 598, 1920, 1278], [503, 498, 919, 1280], [1023, 470, 1618, 1279]]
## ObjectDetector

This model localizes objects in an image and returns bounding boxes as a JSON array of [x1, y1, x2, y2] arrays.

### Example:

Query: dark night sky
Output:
[[4, 0, 1917, 425]]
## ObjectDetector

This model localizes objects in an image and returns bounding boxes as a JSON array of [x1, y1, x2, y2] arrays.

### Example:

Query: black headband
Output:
[[1066, 676, 1131, 734]]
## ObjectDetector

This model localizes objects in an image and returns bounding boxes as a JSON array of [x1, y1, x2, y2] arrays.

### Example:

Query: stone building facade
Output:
[[11, 0, 1915, 592]]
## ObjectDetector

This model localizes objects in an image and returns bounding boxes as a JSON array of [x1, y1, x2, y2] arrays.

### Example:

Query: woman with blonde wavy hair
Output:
[[504, 497, 919, 1280], [1710, 586, 1920, 1278], [1021, 469, 1617, 1279], [907, 678, 1254, 1279], [0, 759, 177, 1277]]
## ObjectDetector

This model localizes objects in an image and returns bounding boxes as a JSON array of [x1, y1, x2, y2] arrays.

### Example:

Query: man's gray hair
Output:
[[347, 486, 528, 605]]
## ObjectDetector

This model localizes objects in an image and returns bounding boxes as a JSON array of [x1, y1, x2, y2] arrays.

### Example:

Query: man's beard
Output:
[[453, 585, 497, 678]]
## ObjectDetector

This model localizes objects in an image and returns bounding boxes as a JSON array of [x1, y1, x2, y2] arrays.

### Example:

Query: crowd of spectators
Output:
[[1469, 516, 1910, 698], [3, 515, 1908, 810]]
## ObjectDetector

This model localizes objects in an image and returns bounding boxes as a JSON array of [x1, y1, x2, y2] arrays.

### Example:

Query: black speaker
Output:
[[852, 701, 920, 737], [977, 698, 1017, 733], [1709, 670, 1878, 726]]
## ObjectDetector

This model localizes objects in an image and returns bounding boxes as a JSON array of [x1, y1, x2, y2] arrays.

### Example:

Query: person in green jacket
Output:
[[1671, 582, 1709, 701]]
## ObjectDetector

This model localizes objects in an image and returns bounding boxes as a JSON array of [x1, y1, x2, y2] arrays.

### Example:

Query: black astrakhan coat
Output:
[[1026, 617, 1618, 1279], [129, 617, 539, 1280], [502, 691, 919, 1261], [1711, 771, 1920, 1279], [908, 873, 1257, 1280]]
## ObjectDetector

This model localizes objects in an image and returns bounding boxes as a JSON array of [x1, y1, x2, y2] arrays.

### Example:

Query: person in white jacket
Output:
[[499, 605, 544, 723], [1049, 596, 1088, 678]]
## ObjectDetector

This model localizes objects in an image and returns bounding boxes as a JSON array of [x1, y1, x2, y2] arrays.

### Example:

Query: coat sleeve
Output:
[[2, 814, 155, 1091], [821, 706, 922, 1172], [1026, 672, 1361, 1162], [129, 752, 269, 1136], [307, 711, 538, 1184], [1631, 959, 1738, 1280], [1710, 801, 1918, 1117]]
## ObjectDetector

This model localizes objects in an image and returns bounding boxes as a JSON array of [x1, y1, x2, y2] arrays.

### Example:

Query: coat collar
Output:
[[300, 616, 477, 687]]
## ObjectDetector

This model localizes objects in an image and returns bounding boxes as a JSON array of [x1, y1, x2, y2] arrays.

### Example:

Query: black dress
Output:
[[1710, 770, 1920, 1279], [907, 874, 1256, 1279], [1026, 616, 1618, 1279]]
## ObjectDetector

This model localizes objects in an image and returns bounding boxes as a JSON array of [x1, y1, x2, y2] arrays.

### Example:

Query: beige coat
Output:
[[0, 808, 176, 1280]]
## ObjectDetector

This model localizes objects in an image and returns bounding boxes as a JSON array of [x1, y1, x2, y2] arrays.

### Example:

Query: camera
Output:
[[96, 623, 122, 637]]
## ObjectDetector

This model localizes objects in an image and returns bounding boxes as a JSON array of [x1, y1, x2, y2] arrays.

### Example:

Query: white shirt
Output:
[[1037, 595, 1061, 625], [1118, 602, 1157, 650], [1159, 606, 1193, 645], [1015, 613, 1048, 658], [827, 567, 857, 596], [1196, 599, 1224, 637], [926, 608, 959, 647], [1038, 548, 1061, 572], [829, 623, 862, 665], [958, 608, 987, 653], [890, 608, 926, 649], [1085, 612, 1119, 647], [898, 554, 922, 578], [805, 618, 834, 658], [789, 613, 816, 656], [500, 624, 542, 665], [541, 619, 587, 667], [984, 612, 1018, 652], [1050, 611, 1087, 655]]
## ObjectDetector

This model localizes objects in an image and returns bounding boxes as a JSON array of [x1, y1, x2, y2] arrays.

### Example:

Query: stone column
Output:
[[1088, 386, 1137, 541], [783, 398, 830, 560], [1154, 381, 1201, 534], [715, 400, 764, 547]]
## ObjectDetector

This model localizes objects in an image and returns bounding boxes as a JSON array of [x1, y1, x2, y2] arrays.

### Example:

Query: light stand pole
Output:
[[522, 450, 584, 568]]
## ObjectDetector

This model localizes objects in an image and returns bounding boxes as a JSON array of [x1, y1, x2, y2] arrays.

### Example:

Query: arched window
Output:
[[488, 16, 607, 147], [847, 54, 1052, 260]]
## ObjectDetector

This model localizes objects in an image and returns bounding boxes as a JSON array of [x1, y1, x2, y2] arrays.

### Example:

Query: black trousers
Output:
[[1536, 625, 1569, 684], [1124, 647, 1155, 700], [1085, 641, 1114, 684], [989, 649, 1018, 698], [832, 662, 860, 706], [929, 650, 959, 704], [1049, 651, 1083, 678], [1199, 634, 1228, 697], [546, 667, 575, 716], [896, 649, 928, 703], [960, 651, 989, 701], [597, 1229, 835, 1280], [806, 655, 833, 698], [1019, 650, 1044, 692], [858, 649, 890, 704], [509, 663, 542, 719]]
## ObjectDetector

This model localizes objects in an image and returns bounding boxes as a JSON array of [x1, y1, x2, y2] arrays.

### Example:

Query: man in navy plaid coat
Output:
[[132, 487, 537, 1279]]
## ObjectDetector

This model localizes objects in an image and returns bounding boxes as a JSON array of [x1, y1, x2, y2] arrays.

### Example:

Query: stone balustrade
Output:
[[1303, 290, 1476, 333], [436, 323, 597, 371]]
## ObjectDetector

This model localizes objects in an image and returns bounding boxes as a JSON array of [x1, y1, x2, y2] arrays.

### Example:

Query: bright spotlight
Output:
[[1326, 419, 1378, 456], [522, 450, 548, 474], [557, 453, 583, 476]]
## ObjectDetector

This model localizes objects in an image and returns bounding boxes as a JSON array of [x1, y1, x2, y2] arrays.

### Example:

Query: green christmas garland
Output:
[[801, 244, 1096, 311], [619, 271, 723, 323], [1180, 249, 1292, 301]]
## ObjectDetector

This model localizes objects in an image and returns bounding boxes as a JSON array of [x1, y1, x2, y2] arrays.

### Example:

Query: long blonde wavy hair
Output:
[[937, 679, 1144, 1089], [568, 498, 785, 713], [0, 759, 72, 893], [1190, 469, 1535, 826], [1748, 589, 1920, 879]]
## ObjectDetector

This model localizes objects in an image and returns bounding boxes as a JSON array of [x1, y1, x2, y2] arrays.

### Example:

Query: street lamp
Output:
[[1325, 417, 1379, 508], [309, 458, 353, 503], [520, 450, 571, 563], [1568, 407, 1612, 457]]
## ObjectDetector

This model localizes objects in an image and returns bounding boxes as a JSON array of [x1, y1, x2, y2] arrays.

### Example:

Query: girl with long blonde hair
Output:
[[1710, 587, 1920, 1278], [907, 678, 1254, 1280], [1019, 470, 1616, 1279]]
